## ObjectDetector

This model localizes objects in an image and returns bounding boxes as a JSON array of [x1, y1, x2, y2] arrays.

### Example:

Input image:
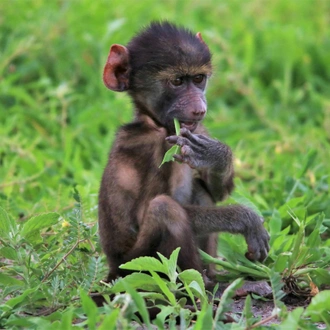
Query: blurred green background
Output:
[[1, 0, 329, 223]]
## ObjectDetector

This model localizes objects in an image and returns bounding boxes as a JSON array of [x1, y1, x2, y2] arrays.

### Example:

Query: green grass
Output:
[[1, 0, 330, 328]]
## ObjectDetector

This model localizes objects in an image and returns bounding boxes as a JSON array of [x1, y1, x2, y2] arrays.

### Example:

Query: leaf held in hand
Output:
[[159, 118, 181, 167], [174, 117, 180, 135]]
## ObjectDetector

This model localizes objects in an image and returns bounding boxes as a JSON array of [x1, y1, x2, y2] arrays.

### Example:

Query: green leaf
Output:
[[24, 318, 54, 329], [123, 283, 151, 329], [167, 247, 180, 282], [20, 212, 59, 243], [280, 307, 304, 329], [2, 287, 37, 311], [178, 307, 190, 329], [305, 290, 330, 324], [297, 149, 317, 178], [268, 269, 285, 310], [159, 118, 181, 167], [111, 273, 159, 293], [273, 253, 289, 273], [189, 281, 205, 300], [269, 210, 282, 236], [174, 117, 180, 135], [59, 307, 75, 330], [306, 213, 323, 248], [240, 295, 255, 327], [279, 196, 305, 216], [159, 145, 179, 168], [120, 256, 168, 275], [150, 271, 176, 306], [0, 246, 18, 260], [0, 207, 15, 239], [98, 309, 120, 330], [178, 269, 206, 302], [214, 278, 243, 323], [157, 253, 170, 272], [287, 211, 305, 273], [80, 289, 98, 330], [73, 186, 81, 203], [310, 269, 330, 287], [153, 305, 177, 329], [194, 303, 213, 330], [139, 292, 167, 301], [0, 273, 24, 286], [200, 250, 268, 278]]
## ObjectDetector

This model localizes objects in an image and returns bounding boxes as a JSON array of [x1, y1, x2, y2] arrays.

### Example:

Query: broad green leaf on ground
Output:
[[280, 307, 304, 329], [120, 256, 168, 275], [20, 212, 59, 244], [153, 306, 178, 329], [150, 271, 176, 306], [178, 269, 206, 301], [305, 290, 330, 324], [110, 273, 159, 293], [310, 269, 330, 287]]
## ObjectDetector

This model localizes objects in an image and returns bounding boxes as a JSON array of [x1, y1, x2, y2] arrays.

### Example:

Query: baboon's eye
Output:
[[193, 74, 205, 84], [171, 77, 184, 86]]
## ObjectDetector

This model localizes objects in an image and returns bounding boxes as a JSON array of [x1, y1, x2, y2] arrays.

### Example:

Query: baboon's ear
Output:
[[196, 32, 206, 44], [103, 44, 130, 91]]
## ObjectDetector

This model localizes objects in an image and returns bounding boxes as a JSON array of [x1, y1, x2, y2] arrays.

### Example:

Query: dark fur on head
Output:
[[127, 22, 212, 90]]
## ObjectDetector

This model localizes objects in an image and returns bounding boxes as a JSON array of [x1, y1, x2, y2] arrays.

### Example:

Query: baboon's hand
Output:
[[166, 128, 232, 170], [244, 213, 270, 262]]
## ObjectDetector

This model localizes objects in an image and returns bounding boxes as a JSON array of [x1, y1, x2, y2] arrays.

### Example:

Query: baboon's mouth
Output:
[[180, 121, 198, 132]]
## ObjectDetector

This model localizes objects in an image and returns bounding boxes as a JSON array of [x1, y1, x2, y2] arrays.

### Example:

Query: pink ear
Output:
[[196, 32, 206, 45], [103, 44, 130, 92]]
